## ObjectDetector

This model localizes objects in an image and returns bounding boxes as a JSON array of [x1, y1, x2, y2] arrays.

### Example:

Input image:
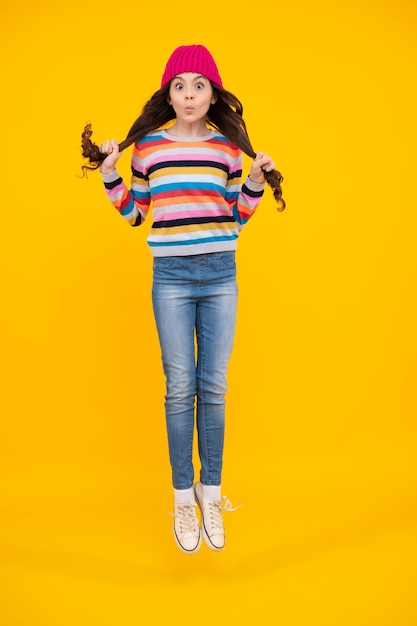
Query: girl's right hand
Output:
[[99, 139, 121, 174]]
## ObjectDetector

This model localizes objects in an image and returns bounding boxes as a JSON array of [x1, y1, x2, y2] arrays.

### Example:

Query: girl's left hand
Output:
[[249, 152, 276, 184]]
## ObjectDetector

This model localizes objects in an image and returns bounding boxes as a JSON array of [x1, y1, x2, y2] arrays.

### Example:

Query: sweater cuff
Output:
[[100, 169, 120, 183], [244, 175, 265, 193]]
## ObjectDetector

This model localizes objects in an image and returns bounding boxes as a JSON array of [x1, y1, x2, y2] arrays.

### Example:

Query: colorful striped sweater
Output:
[[100, 129, 265, 257]]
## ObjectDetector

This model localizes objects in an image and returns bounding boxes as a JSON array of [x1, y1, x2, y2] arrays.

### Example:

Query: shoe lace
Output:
[[209, 496, 242, 529], [170, 503, 199, 535]]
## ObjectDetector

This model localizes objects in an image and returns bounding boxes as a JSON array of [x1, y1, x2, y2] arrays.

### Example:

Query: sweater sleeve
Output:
[[225, 151, 265, 230], [100, 146, 151, 227]]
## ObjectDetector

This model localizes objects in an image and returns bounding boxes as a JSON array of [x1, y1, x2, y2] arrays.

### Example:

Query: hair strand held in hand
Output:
[[80, 123, 108, 177]]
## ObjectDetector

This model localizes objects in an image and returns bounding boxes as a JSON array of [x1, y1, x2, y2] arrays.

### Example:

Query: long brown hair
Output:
[[81, 83, 285, 211]]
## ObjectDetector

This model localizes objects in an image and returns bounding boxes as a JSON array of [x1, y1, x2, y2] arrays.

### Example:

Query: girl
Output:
[[81, 44, 285, 554]]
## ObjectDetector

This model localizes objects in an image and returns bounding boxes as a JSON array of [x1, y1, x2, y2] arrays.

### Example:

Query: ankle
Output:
[[201, 484, 221, 501], [174, 486, 195, 505]]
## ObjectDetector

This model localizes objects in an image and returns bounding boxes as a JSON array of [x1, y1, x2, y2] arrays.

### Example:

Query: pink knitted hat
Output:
[[161, 44, 223, 88]]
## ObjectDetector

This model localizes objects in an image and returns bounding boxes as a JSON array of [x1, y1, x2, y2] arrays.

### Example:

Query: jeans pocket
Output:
[[218, 251, 236, 268], [153, 256, 176, 271]]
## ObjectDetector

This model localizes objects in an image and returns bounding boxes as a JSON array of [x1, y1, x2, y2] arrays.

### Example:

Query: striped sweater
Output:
[[100, 129, 265, 257]]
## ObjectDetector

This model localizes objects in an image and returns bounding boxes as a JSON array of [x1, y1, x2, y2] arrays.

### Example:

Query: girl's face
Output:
[[168, 73, 216, 126]]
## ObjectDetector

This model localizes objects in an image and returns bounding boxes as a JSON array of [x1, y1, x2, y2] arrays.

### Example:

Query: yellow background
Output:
[[1, 0, 416, 624]]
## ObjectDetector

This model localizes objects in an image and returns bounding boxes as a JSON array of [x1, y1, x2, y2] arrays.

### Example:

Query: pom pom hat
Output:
[[161, 45, 223, 89]]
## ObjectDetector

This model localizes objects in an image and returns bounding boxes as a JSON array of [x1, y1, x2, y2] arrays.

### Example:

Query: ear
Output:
[[211, 94, 217, 105]]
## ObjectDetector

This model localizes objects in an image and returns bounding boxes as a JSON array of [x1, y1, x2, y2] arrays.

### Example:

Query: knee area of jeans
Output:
[[166, 384, 196, 401], [197, 396, 227, 409], [197, 382, 227, 398]]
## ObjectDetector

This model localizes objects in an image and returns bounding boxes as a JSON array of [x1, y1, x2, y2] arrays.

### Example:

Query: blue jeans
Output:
[[152, 252, 238, 490]]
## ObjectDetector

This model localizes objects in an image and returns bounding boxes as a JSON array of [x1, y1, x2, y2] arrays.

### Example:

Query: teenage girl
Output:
[[81, 44, 285, 554]]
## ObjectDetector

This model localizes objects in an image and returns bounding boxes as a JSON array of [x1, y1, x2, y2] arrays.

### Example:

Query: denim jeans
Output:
[[152, 251, 238, 490]]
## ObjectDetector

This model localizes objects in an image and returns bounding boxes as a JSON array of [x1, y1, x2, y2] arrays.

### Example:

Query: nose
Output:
[[184, 91, 194, 100]]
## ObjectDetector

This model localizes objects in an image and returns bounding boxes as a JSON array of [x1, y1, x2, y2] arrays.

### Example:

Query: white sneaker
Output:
[[171, 502, 201, 554], [194, 482, 241, 551]]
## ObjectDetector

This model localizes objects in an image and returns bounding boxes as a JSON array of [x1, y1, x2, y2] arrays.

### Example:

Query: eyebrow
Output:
[[173, 74, 207, 82]]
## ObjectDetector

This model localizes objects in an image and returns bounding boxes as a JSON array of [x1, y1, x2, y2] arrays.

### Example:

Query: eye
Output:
[[174, 83, 183, 90], [195, 82, 204, 89]]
